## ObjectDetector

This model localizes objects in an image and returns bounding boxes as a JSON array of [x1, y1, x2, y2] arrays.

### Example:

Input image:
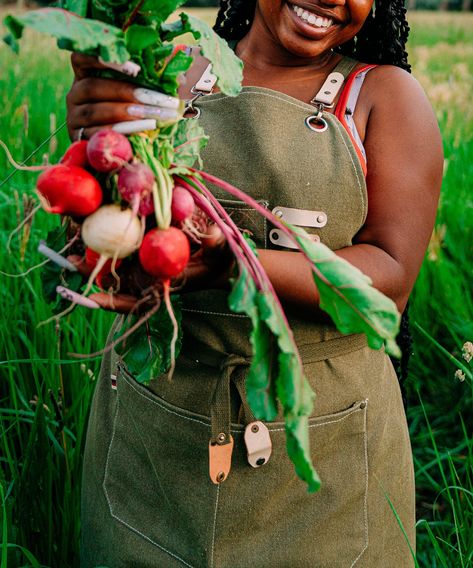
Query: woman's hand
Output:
[[66, 53, 182, 141], [68, 224, 235, 313]]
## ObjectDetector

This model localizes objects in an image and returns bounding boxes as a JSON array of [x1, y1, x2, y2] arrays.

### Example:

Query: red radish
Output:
[[117, 162, 155, 216], [171, 185, 195, 223], [86, 130, 132, 172], [85, 247, 122, 289], [36, 165, 102, 216], [139, 227, 190, 279], [81, 204, 142, 293], [60, 140, 89, 168]]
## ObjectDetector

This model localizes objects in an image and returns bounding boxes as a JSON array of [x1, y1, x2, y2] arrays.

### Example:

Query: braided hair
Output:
[[214, 0, 414, 399]]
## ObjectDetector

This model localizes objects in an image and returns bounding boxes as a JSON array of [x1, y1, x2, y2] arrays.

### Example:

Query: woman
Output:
[[67, 0, 443, 565]]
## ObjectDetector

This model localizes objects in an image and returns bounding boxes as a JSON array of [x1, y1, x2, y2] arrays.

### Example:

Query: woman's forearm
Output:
[[257, 244, 409, 317]]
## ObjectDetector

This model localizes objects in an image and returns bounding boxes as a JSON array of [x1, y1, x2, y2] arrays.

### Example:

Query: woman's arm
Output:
[[258, 66, 443, 315]]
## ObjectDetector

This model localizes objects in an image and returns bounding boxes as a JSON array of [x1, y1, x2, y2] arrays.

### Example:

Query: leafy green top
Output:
[[3, 0, 243, 98]]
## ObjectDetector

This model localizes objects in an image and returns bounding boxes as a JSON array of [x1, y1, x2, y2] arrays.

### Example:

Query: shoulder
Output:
[[361, 64, 434, 117]]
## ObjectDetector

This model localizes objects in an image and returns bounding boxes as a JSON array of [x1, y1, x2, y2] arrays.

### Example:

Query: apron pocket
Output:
[[103, 364, 217, 567], [214, 400, 369, 568]]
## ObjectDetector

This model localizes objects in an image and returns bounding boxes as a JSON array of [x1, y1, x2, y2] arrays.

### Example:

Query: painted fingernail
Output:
[[38, 241, 78, 271], [133, 88, 181, 109], [56, 286, 101, 309], [112, 119, 157, 134], [127, 104, 179, 121], [98, 58, 141, 77]]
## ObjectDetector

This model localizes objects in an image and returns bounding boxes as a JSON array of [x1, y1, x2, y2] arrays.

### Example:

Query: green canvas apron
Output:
[[80, 57, 416, 567]]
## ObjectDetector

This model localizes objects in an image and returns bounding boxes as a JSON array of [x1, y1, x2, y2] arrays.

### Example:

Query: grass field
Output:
[[0, 9, 472, 567]]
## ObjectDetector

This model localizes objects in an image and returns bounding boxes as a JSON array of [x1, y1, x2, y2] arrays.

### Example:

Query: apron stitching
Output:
[[265, 404, 366, 433], [210, 485, 220, 568], [111, 515, 195, 567], [350, 399, 369, 567], [182, 307, 248, 318], [121, 372, 211, 427], [102, 397, 197, 568], [198, 90, 320, 113], [331, 119, 367, 228]]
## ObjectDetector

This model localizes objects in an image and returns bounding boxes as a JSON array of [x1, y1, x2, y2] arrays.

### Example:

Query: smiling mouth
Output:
[[289, 3, 334, 30]]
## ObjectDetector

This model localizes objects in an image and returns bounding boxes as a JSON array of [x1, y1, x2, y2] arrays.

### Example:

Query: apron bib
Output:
[[80, 57, 416, 568]]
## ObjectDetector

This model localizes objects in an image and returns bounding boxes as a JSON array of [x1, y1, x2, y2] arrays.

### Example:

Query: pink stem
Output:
[[177, 179, 261, 286], [180, 176, 303, 372], [178, 176, 267, 285]]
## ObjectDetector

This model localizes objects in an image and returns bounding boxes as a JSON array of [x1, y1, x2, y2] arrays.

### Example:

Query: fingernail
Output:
[[56, 286, 101, 309], [98, 58, 141, 77], [112, 119, 157, 134], [38, 241, 78, 271], [127, 104, 179, 121], [133, 88, 181, 110]]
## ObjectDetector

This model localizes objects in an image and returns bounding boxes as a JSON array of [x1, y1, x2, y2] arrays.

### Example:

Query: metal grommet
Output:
[[216, 471, 226, 483], [185, 106, 201, 119], [217, 432, 226, 444], [251, 424, 259, 433], [359, 401, 367, 409], [305, 115, 328, 133]]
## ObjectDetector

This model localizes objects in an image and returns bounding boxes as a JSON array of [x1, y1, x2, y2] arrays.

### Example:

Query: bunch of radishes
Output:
[[36, 129, 200, 299]]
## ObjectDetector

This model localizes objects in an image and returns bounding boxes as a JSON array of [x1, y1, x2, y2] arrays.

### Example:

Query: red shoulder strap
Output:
[[334, 64, 377, 176]]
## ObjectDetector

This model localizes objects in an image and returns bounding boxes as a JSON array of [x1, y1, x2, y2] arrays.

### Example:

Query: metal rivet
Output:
[[360, 401, 367, 409], [217, 432, 226, 444], [217, 471, 226, 482], [317, 214, 326, 224], [324, 90, 331, 95], [256, 458, 265, 466], [251, 424, 259, 433], [331, 79, 338, 83], [275, 209, 283, 218]]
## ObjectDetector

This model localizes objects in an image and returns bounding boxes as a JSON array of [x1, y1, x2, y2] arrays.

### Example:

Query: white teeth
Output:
[[292, 4, 333, 29]]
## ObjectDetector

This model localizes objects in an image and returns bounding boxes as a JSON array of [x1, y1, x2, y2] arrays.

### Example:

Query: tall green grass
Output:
[[0, 10, 472, 568]]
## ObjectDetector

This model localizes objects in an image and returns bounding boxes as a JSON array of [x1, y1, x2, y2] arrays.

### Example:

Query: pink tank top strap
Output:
[[335, 64, 378, 176]]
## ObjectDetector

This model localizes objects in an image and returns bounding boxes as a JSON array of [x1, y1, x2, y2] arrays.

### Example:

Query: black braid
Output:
[[214, 0, 257, 41], [213, 0, 414, 403]]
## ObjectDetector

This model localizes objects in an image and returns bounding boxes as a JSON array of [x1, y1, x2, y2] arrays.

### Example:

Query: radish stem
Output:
[[162, 279, 178, 381]]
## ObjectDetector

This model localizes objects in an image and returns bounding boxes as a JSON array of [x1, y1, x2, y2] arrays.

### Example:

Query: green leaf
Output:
[[125, 24, 159, 54], [117, 328, 164, 385], [140, 0, 187, 24], [3, 8, 129, 63], [115, 296, 183, 383], [172, 119, 209, 168], [228, 268, 278, 420], [291, 226, 401, 357], [159, 49, 193, 96], [228, 266, 320, 492], [61, 0, 89, 17], [177, 13, 243, 97]]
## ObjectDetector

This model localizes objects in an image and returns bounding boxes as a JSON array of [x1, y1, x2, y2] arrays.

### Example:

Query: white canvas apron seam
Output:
[[182, 307, 248, 318], [331, 119, 367, 228], [350, 400, 369, 567], [264, 403, 366, 433], [198, 90, 315, 113], [102, 397, 196, 568], [121, 372, 211, 427], [210, 485, 220, 568]]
